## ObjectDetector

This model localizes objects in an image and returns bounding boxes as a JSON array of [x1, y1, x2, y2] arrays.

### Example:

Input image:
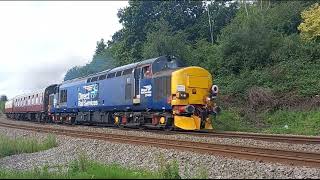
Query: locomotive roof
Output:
[[61, 56, 166, 85]]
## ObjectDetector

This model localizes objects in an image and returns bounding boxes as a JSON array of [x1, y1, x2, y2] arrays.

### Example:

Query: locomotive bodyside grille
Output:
[[154, 76, 171, 101]]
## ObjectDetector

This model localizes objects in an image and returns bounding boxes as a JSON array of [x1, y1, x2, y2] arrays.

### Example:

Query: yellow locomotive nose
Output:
[[171, 66, 213, 106], [170, 66, 214, 130]]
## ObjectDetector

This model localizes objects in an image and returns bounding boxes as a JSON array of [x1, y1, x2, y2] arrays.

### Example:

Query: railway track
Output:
[[0, 121, 319, 168], [24, 120, 320, 145], [163, 130, 320, 144], [4, 114, 319, 145]]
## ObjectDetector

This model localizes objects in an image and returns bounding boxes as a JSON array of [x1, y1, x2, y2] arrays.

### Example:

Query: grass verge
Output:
[[261, 109, 320, 136], [214, 109, 320, 136], [0, 152, 209, 179], [0, 134, 58, 158]]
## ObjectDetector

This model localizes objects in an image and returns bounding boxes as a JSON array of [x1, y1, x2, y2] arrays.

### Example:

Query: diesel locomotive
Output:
[[5, 56, 219, 130]]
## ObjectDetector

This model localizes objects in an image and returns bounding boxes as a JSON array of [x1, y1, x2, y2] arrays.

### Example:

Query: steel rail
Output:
[[165, 130, 320, 144], [28, 121, 320, 144], [0, 122, 319, 168]]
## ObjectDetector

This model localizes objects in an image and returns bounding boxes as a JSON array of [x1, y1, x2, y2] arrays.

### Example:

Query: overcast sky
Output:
[[0, 1, 128, 99]]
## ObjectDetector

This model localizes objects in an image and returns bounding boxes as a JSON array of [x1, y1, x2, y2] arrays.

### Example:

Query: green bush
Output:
[[0, 101, 4, 113], [212, 109, 255, 132], [215, 59, 320, 98], [156, 153, 181, 179]]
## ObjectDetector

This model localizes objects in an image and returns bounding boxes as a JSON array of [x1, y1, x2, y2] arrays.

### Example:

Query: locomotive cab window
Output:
[[60, 89, 67, 103], [152, 57, 185, 74], [141, 65, 151, 79]]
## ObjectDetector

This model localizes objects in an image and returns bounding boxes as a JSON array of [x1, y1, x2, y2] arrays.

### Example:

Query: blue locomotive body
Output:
[[48, 56, 179, 126], [51, 73, 171, 114], [7, 55, 219, 130]]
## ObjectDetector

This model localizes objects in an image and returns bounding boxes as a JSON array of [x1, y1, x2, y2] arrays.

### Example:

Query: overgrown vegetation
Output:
[[0, 152, 208, 179], [0, 154, 155, 179], [0, 101, 4, 113], [64, 1, 320, 135], [0, 134, 58, 158]]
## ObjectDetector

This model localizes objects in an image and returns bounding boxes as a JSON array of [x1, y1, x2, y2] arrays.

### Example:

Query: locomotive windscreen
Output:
[[152, 56, 185, 74]]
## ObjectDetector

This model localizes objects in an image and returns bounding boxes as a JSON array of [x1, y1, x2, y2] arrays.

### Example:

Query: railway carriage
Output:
[[4, 99, 13, 114], [5, 85, 57, 121]]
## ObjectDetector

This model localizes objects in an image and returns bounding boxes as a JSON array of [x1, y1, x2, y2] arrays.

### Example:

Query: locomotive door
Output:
[[133, 67, 141, 104]]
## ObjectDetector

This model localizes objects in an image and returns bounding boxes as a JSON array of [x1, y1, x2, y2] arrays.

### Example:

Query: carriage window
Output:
[[107, 72, 116, 78], [123, 68, 133, 75], [98, 74, 106, 80]]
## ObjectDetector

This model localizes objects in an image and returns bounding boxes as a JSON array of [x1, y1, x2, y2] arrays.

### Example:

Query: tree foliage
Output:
[[64, 0, 320, 99], [0, 95, 7, 102], [298, 3, 320, 42], [142, 19, 190, 62]]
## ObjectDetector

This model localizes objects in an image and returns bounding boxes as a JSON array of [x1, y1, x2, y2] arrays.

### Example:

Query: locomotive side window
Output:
[[98, 74, 106, 80], [107, 72, 116, 78], [87, 78, 91, 83], [123, 68, 133, 75], [91, 76, 98, 82], [116, 71, 122, 77]]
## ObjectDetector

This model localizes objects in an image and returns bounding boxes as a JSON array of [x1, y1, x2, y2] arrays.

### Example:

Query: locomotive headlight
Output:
[[211, 85, 219, 95], [177, 92, 189, 99], [160, 117, 166, 124]]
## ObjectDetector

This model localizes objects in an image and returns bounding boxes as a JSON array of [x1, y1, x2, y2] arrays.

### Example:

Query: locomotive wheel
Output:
[[164, 126, 174, 131], [119, 124, 125, 129]]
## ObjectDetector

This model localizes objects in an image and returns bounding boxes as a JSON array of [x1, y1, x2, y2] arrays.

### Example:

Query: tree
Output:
[[0, 95, 7, 102], [298, 3, 320, 42], [206, 1, 238, 44], [108, 0, 206, 65], [142, 19, 191, 63], [217, 7, 282, 74], [264, 1, 311, 35], [95, 39, 107, 57]]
